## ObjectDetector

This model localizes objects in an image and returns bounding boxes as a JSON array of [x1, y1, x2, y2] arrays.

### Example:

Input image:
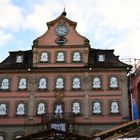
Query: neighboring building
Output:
[[131, 60, 140, 119], [0, 11, 131, 140]]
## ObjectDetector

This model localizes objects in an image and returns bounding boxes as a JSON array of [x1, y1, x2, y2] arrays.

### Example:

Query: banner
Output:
[[131, 94, 139, 120]]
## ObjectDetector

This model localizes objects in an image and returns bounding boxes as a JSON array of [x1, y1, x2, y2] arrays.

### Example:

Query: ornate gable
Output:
[[33, 12, 88, 46], [32, 11, 90, 68]]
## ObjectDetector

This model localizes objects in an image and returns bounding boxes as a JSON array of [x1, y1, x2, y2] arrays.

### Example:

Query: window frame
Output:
[[92, 101, 103, 115], [40, 51, 50, 63], [72, 51, 82, 63]]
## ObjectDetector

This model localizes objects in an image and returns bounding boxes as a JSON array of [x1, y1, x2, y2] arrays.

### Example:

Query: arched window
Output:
[[38, 78, 48, 90], [92, 77, 101, 89], [72, 101, 81, 115], [40, 52, 49, 62], [53, 102, 64, 119], [92, 101, 102, 114], [72, 77, 81, 89], [0, 103, 7, 116], [18, 78, 28, 90], [109, 76, 118, 88], [55, 77, 64, 89], [72, 52, 81, 62], [16, 103, 26, 116], [110, 101, 120, 114], [56, 52, 65, 62], [16, 55, 23, 63], [37, 102, 47, 115], [0, 78, 10, 90]]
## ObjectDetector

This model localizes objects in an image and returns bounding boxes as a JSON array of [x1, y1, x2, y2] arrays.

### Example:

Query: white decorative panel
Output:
[[56, 52, 65, 62], [92, 77, 101, 89], [16, 55, 23, 63], [72, 102, 81, 114], [0, 103, 7, 116], [1, 78, 10, 90], [72, 77, 81, 89], [18, 78, 27, 90], [38, 78, 47, 90], [92, 101, 102, 114], [55, 78, 64, 89], [16, 103, 26, 116], [73, 52, 81, 62], [37, 102, 46, 115], [109, 76, 118, 88], [40, 52, 49, 62], [110, 101, 120, 114]]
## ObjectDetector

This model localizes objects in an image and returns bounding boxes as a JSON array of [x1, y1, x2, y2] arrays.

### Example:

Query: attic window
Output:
[[16, 55, 23, 63], [98, 54, 105, 62]]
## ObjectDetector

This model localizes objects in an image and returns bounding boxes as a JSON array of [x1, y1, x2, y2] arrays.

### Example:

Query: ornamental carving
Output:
[[55, 90, 64, 100]]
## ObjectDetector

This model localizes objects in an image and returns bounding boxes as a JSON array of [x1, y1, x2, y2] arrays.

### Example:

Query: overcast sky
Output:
[[0, 0, 140, 64]]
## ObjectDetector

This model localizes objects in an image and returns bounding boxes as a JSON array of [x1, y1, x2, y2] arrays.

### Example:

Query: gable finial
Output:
[[62, 6, 67, 16]]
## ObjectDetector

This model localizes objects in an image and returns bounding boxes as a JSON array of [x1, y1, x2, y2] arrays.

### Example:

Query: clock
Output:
[[55, 24, 68, 36]]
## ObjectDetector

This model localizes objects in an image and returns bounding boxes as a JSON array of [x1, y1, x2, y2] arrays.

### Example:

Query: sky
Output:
[[0, 0, 140, 64]]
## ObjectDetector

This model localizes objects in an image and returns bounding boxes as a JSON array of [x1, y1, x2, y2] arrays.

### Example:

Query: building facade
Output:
[[0, 11, 131, 140]]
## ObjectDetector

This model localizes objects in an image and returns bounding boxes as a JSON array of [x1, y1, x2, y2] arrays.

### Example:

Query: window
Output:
[[37, 102, 47, 115], [92, 101, 102, 114], [0, 103, 8, 116], [72, 77, 81, 89], [56, 52, 65, 62], [72, 101, 81, 115], [38, 78, 48, 90], [40, 52, 49, 62], [16, 55, 23, 63], [53, 103, 64, 118], [55, 77, 64, 89], [18, 78, 27, 90], [0, 78, 10, 90], [92, 77, 101, 89], [109, 76, 118, 89], [16, 103, 26, 116], [110, 101, 120, 114], [98, 54, 105, 62], [72, 52, 81, 62]]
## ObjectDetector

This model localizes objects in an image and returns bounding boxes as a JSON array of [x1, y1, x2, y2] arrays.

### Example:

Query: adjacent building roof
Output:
[[0, 50, 32, 70], [0, 48, 130, 70], [13, 128, 91, 140]]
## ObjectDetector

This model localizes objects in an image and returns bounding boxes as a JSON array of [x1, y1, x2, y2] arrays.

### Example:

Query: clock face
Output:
[[55, 24, 68, 36]]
